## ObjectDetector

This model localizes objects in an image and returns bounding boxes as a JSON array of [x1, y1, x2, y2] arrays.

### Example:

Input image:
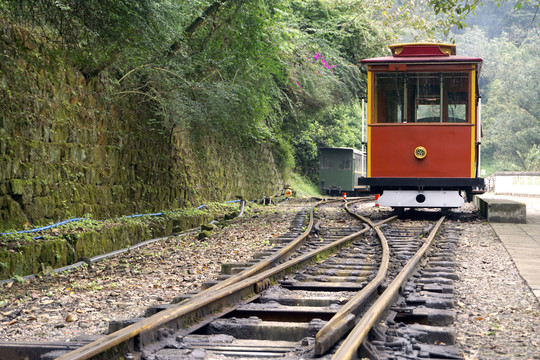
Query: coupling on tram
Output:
[[320, 43, 485, 208]]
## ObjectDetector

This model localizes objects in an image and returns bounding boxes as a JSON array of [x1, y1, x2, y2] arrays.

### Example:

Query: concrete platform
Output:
[[481, 195, 540, 301], [474, 195, 526, 223]]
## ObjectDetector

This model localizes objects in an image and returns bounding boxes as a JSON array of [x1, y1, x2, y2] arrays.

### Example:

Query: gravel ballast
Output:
[[0, 201, 306, 342], [454, 221, 540, 359], [0, 199, 539, 359]]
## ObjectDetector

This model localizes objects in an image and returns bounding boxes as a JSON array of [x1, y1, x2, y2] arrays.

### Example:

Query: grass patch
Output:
[[290, 173, 321, 198]]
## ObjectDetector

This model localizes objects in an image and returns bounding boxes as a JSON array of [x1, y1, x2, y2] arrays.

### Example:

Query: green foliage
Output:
[[289, 173, 321, 198], [522, 145, 540, 171], [455, 25, 539, 173], [130, 0, 401, 180], [428, 0, 539, 37], [273, 135, 295, 175], [0, 0, 438, 192], [1, 0, 187, 77]]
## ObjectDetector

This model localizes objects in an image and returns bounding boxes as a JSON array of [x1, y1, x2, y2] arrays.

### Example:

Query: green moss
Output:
[[10, 247, 33, 276], [9, 179, 24, 195], [0, 204, 231, 280], [0, 251, 10, 279], [201, 223, 215, 231], [0, 195, 29, 230], [39, 239, 71, 267], [198, 230, 211, 239]]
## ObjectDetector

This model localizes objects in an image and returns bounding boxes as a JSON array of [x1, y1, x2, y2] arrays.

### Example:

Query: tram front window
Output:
[[447, 91, 468, 123], [374, 72, 469, 124]]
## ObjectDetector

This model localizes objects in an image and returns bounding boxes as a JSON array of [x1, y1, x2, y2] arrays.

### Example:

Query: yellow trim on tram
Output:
[[367, 70, 373, 177], [470, 68, 476, 178]]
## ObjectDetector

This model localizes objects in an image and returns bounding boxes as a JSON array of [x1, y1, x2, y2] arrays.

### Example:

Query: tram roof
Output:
[[361, 43, 482, 69]]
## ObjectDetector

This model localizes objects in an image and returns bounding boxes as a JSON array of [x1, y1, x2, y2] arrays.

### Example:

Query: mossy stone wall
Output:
[[0, 212, 213, 279], [0, 20, 284, 232]]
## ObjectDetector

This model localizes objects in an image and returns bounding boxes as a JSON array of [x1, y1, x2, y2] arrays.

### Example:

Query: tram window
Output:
[[416, 99, 441, 122], [374, 74, 405, 123], [414, 73, 441, 123], [447, 93, 467, 123], [321, 155, 333, 169], [374, 72, 470, 124], [386, 93, 404, 123], [339, 158, 352, 170], [445, 75, 468, 123]]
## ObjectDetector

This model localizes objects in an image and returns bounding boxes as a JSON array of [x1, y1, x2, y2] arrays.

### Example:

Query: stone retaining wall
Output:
[[0, 212, 213, 280], [0, 20, 284, 232]]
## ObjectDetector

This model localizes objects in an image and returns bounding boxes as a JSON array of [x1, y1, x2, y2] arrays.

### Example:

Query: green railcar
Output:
[[319, 147, 367, 195]]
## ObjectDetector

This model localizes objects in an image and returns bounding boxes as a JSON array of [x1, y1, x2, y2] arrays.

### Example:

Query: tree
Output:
[[455, 25, 540, 172], [429, 0, 539, 37]]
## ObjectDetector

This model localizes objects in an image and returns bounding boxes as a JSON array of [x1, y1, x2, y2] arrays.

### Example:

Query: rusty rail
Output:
[[314, 201, 398, 356], [331, 215, 446, 359], [56, 198, 373, 360]]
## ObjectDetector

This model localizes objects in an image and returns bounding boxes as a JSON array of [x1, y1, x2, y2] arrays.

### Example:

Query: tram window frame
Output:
[[355, 157, 362, 173], [339, 158, 352, 171], [373, 72, 470, 124], [321, 155, 333, 169]]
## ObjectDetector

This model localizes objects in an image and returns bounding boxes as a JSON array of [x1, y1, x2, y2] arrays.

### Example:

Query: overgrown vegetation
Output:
[[0, 0, 442, 188], [2, 0, 534, 211], [289, 173, 321, 198], [452, 1, 539, 173], [0, 202, 238, 248]]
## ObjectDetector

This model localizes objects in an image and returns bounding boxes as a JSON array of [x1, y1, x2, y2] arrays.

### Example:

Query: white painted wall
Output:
[[494, 173, 540, 196]]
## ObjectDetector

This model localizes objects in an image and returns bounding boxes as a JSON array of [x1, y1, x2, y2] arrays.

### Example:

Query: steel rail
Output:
[[56, 199, 373, 360], [331, 215, 446, 360], [195, 198, 331, 294], [314, 201, 398, 356]]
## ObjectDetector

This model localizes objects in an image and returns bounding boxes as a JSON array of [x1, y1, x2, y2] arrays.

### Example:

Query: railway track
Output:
[[6, 199, 465, 359]]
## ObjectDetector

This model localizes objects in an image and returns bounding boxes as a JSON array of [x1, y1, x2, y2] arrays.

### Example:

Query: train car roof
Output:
[[361, 43, 482, 69], [320, 147, 364, 155]]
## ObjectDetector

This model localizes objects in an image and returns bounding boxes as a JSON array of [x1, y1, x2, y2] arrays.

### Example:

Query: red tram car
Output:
[[359, 43, 485, 208]]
